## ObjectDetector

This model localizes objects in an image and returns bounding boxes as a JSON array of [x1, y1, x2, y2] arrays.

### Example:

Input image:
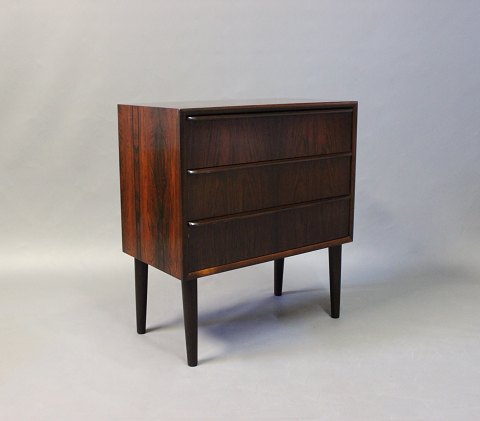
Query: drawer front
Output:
[[184, 109, 353, 168], [186, 197, 350, 273], [186, 155, 351, 220]]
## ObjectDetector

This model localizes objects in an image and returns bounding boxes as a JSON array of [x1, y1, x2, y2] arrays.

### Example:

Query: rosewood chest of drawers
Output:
[[118, 99, 358, 366]]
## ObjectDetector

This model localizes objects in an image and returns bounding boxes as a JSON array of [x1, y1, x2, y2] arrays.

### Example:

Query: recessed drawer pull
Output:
[[186, 108, 352, 121], [187, 195, 351, 227], [186, 152, 352, 175]]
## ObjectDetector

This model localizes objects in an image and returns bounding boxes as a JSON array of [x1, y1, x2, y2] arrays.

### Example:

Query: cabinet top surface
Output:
[[118, 98, 357, 111]]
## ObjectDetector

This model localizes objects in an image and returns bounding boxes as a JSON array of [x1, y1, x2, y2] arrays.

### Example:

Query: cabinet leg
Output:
[[328, 245, 342, 318], [182, 279, 198, 367], [134, 258, 148, 334], [274, 258, 284, 296]]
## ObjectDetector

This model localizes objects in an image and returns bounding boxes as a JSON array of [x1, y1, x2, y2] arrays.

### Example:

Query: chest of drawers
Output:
[[118, 100, 358, 366]]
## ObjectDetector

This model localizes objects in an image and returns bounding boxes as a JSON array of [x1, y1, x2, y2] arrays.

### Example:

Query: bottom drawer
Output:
[[186, 197, 351, 273]]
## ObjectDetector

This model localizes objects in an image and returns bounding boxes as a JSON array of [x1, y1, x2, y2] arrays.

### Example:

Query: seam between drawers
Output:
[[188, 195, 350, 227], [186, 152, 352, 174]]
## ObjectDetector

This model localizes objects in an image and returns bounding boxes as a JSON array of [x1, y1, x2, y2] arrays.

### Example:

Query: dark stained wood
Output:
[[118, 106, 136, 256], [187, 197, 350, 273], [186, 154, 351, 220], [274, 259, 285, 296], [118, 100, 357, 366], [118, 105, 183, 279], [186, 236, 351, 280], [329, 245, 342, 318], [134, 258, 148, 334], [184, 109, 353, 168], [118, 101, 357, 281], [181, 279, 198, 367]]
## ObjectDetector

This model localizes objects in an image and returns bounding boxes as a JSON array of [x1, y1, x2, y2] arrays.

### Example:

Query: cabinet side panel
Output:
[[118, 105, 137, 255], [137, 107, 183, 279]]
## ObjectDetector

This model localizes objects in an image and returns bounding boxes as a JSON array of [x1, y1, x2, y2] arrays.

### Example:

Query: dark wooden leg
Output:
[[274, 258, 285, 296], [181, 279, 198, 367], [134, 258, 148, 334], [329, 245, 342, 318]]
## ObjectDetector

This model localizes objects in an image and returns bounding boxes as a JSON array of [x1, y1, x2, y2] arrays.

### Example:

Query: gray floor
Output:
[[1, 251, 480, 420]]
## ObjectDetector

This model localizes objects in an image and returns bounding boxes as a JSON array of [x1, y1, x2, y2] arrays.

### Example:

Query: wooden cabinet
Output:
[[118, 99, 358, 366]]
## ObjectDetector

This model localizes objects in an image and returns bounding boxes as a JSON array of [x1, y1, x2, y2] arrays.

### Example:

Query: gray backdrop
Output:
[[2, 0, 479, 271], [1, 1, 479, 420]]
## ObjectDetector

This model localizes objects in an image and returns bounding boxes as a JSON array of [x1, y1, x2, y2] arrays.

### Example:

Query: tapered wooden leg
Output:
[[274, 258, 285, 296], [134, 258, 148, 334], [181, 279, 198, 367], [329, 245, 342, 318]]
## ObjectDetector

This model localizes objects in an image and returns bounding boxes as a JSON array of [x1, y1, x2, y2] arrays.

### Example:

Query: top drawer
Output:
[[183, 108, 353, 168]]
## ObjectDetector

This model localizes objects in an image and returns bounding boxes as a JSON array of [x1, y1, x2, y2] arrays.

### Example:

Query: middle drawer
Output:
[[185, 154, 351, 221]]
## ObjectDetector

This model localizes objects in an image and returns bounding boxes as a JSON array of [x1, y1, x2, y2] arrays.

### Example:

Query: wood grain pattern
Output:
[[118, 101, 357, 281], [118, 105, 183, 279], [184, 109, 353, 168], [186, 154, 351, 220], [186, 236, 351, 280], [118, 105, 137, 256], [119, 100, 358, 366], [186, 197, 351, 273]]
